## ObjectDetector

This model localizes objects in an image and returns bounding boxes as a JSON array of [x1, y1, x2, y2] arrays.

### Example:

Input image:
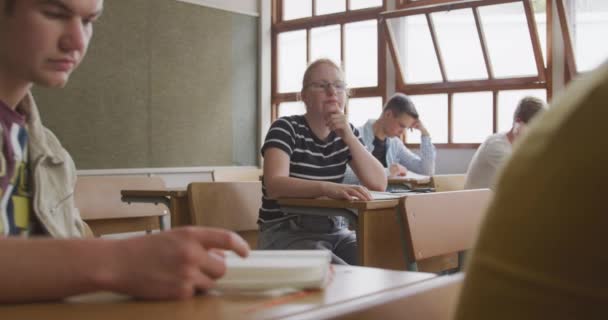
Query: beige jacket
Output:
[[3, 92, 90, 238]]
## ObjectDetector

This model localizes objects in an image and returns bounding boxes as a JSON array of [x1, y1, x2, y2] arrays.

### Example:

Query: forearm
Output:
[[346, 137, 387, 191], [265, 176, 332, 199], [417, 136, 437, 175], [0, 238, 116, 303], [397, 137, 436, 175]]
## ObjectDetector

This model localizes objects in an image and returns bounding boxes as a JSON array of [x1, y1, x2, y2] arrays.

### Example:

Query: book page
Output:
[[369, 191, 406, 200]]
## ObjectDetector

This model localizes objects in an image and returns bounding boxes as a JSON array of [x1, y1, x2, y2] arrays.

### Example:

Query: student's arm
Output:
[[395, 121, 436, 175], [326, 113, 387, 191], [0, 227, 249, 303], [264, 148, 373, 201]]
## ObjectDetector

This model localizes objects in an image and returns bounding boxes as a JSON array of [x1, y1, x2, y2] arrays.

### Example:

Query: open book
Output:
[[214, 250, 332, 292], [388, 171, 431, 184], [369, 191, 407, 200]]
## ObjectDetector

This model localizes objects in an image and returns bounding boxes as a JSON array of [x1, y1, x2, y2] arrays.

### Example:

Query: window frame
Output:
[[271, 0, 387, 122], [383, 0, 548, 148], [553, 0, 607, 83]]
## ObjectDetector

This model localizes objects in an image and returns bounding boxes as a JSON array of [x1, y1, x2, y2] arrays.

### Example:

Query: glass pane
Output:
[[316, 0, 346, 15], [394, 15, 442, 84], [350, 0, 382, 10], [278, 101, 306, 118], [345, 20, 378, 88], [310, 25, 341, 66], [347, 97, 383, 128], [479, 3, 539, 78], [534, 1, 547, 66], [278, 30, 307, 93], [283, 0, 312, 21], [453, 92, 493, 143], [571, 0, 608, 71], [407, 94, 448, 144], [497, 89, 546, 132], [432, 9, 488, 80]]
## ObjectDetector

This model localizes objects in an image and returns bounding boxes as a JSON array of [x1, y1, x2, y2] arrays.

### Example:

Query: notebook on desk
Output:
[[214, 250, 332, 292]]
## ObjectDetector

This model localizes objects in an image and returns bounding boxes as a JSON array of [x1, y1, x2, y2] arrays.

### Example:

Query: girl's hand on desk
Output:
[[104, 227, 249, 300], [322, 182, 372, 201]]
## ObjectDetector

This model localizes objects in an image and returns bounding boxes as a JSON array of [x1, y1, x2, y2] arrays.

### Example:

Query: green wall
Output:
[[33, 0, 258, 169]]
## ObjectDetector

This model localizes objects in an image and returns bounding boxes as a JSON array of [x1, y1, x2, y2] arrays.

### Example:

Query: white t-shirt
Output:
[[464, 132, 512, 189]]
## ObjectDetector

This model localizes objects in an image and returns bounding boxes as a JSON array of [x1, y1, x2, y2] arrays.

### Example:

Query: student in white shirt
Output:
[[464, 97, 546, 189]]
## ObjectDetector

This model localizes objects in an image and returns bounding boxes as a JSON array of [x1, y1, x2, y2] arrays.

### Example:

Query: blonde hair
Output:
[[301, 58, 346, 93]]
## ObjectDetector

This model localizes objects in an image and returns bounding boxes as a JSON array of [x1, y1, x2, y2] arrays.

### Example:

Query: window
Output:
[[383, 0, 547, 146], [347, 97, 384, 128], [272, 0, 386, 124], [271, 0, 556, 148], [278, 101, 307, 118], [556, 0, 608, 78], [407, 94, 448, 143]]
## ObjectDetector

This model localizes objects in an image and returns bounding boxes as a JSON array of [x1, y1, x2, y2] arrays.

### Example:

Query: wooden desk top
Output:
[[0, 266, 434, 320], [121, 189, 188, 198], [277, 198, 400, 211]]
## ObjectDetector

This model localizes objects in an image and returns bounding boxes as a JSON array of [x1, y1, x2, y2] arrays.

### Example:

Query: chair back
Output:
[[398, 189, 492, 266], [188, 182, 262, 248], [431, 174, 466, 192], [75, 175, 167, 235]]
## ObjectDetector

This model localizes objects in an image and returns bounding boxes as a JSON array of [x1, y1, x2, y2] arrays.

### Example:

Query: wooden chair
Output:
[[75, 175, 168, 236], [397, 189, 492, 271], [211, 167, 263, 182], [431, 174, 466, 192], [187, 182, 261, 249]]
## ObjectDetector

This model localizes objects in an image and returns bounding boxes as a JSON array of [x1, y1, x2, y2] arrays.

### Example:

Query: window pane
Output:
[[310, 25, 341, 66], [347, 97, 383, 128], [394, 15, 443, 83], [432, 9, 488, 81], [316, 0, 346, 15], [497, 89, 546, 132], [534, 2, 547, 66], [571, 0, 608, 71], [453, 92, 493, 143], [278, 101, 306, 118], [350, 0, 382, 10], [479, 3, 539, 78], [345, 20, 378, 88], [283, 0, 312, 21], [407, 94, 448, 144], [278, 30, 307, 93]]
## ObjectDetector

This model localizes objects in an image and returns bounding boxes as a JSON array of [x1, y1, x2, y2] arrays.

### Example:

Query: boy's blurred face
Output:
[[383, 111, 417, 138], [0, 0, 103, 88]]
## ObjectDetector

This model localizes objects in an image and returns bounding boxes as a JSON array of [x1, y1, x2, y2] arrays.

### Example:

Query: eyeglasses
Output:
[[305, 81, 347, 93]]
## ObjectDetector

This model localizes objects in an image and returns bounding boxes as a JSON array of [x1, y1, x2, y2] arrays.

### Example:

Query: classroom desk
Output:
[[0, 266, 436, 320], [121, 189, 190, 227], [278, 198, 406, 270], [335, 273, 463, 320]]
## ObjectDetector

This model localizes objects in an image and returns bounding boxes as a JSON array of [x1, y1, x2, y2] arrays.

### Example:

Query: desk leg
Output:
[[358, 208, 407, 270], [169, 196, 191, 228]]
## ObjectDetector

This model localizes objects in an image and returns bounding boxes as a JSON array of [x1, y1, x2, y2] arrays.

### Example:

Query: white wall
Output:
[[175, 0, 258, 16]]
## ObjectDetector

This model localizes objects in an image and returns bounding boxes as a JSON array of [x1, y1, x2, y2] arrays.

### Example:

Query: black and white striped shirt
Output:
[[259, 115, 363, 224]]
